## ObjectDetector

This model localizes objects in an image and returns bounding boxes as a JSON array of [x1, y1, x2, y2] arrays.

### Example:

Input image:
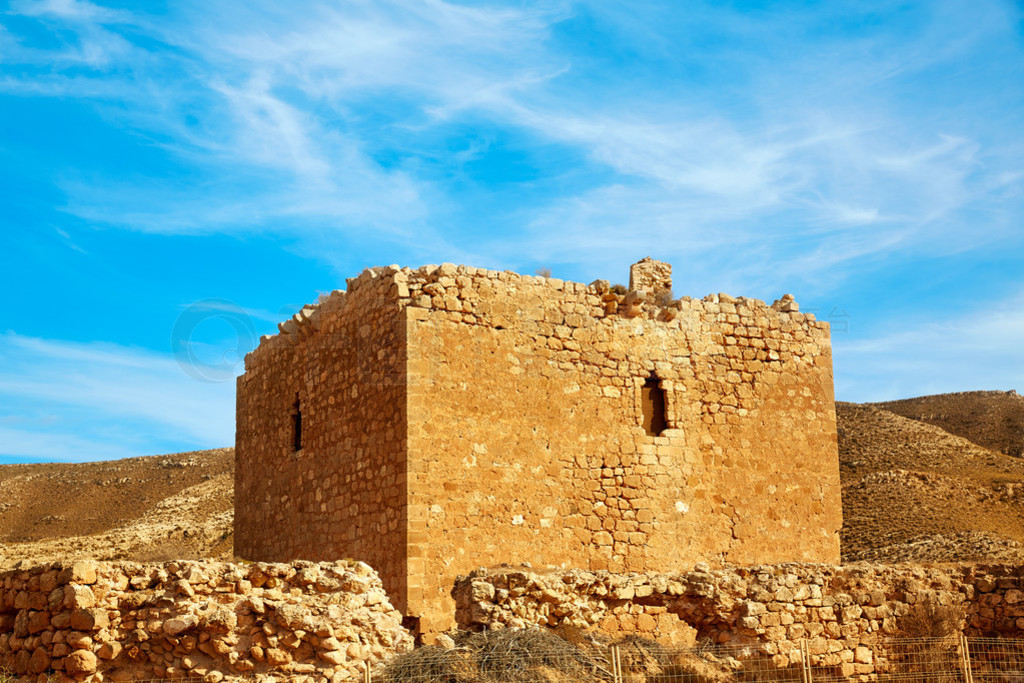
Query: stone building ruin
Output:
[[235, 258, 842, 635]]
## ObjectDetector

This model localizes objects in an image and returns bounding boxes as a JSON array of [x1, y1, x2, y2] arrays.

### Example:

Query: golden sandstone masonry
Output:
[[451, 563, 1024, 678], [0, 559, 411, 681], [235, 258, 843, 635]]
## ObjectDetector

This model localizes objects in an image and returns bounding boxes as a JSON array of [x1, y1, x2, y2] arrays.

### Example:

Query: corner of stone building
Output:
[[235, 258, 847, 639], [399, 302, 441, 641], [233, 264, 417, 612], [232, 373, 243, 559]]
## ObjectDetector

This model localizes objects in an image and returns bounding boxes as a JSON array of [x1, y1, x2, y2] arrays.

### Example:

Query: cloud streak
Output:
[[834, 288, 1024, 402], [3, 0, 1020, 282], [0, 334, 235, 462], [1, 0, 1022, 461]]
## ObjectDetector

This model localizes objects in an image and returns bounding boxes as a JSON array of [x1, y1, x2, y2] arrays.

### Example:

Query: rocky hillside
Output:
[[838, 400, 1024, 563], [2, 391, 1022, 567], [0, 448, 233, 569], [872, 390, 1024, 458]]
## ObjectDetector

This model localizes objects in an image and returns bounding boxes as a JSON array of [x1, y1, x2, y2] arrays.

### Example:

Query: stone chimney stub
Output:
[[629, 258, 672, 294]]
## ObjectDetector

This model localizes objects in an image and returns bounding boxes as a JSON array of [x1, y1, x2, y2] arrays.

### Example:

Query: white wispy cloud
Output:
[[4, 0, 1019, 288], [12, 0, 128, 22], [834, 288, 1024, 402], [304, 2, 1014, 293], [0, 333, 235, 462], [0, 426, 145, 463], [7, 0, 137, 68], [1, 0, 1022, 466], [3, 0, 567, 243], [208, 0, 563, 88]]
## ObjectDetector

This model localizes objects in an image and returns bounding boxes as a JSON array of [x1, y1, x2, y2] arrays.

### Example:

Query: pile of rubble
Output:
[[0, 559, 412, 681]]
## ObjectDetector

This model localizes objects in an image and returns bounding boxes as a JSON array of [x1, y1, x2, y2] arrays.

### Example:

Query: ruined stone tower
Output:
[[235, 259, 842, 634]]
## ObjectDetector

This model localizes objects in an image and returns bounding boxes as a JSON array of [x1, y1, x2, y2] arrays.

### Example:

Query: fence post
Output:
[[958, 634, 974, 683], [610, 643, 622, 683], [363, 660, 371, 683], [800, 639, 813, 683]]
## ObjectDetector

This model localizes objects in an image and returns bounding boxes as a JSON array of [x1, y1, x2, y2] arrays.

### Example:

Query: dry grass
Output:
[[895, 596, 967, 640], [379, 629, 735, 683], [652, 287, 676, 307], [464, 628, 605, 682], [380, 628, 603, 683], [611, 635, 733, 683], [379, 646, 480, 683], [884, 597, 967, 683]]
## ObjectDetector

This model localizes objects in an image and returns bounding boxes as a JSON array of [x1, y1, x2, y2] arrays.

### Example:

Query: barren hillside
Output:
[[872, 390, 1024, 458], [3, 392, 1024, 568], [838, 401, 1024, 563], [0, 448, 233, 569]]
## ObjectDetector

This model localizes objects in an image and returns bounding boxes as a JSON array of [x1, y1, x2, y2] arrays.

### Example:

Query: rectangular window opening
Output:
[[641, 376, 667, 436], [292, 395, 303, 451]]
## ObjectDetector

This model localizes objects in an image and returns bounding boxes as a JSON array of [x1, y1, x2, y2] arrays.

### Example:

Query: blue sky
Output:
[[1, 0, 1023, 463]]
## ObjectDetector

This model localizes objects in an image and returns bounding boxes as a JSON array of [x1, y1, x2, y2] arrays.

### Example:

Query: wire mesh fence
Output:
[[370, 632, 1024, 683], [966, 638, 1024, 682], [3, 634, 1022, 681], [869, 636, 966, 682]]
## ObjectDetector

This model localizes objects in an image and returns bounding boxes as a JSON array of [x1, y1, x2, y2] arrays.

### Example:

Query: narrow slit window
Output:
[[641, 376, 667, 436], [291, 395, 303, 451]]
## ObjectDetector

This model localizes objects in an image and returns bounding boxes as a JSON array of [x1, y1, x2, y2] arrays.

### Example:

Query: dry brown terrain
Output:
[[2, 391, 1023, 568], [0, 448, 233, 569], [872, 390, 1024, 458], [839, 400, 1024, 563]]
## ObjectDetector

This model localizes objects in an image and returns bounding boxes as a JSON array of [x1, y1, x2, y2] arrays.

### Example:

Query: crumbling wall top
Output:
[[629, 257, 672, 294], [243, 258, 827, 372]]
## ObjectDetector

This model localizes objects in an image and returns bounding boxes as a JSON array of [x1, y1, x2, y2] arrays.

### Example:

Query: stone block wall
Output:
[[452, 563, 1024, 677], [235, 269, 411, 612], [236, 259, 841, 635], [403, 264, 840, 633], [0, 559, 412, 681]]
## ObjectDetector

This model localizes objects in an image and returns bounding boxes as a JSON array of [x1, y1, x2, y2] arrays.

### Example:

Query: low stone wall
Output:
[[0, 559, 412, 681], [452, 563, 1024, 677]]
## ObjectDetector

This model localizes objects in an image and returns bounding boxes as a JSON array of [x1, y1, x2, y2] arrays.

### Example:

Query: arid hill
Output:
[[2, 391, 1024, 568], [872, 390, 1024, 458], [0, 448, 233, 569], [838, 401, 1024, 563]]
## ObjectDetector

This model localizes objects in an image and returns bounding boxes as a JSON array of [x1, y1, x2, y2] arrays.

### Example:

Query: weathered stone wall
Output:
[[235, 270, 411, 612], [236, 259, 841, 635], [404, 264, 839, 633], [0, 559, 412, 681], [453, 564, 1024, 677]]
